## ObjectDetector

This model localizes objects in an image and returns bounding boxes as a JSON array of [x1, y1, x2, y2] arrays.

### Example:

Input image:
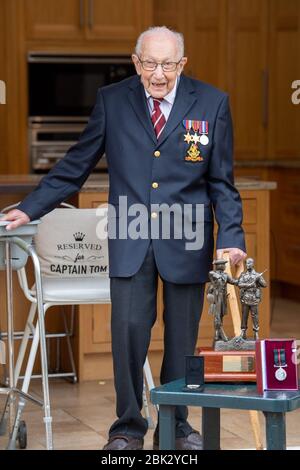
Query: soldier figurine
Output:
[[207, 259, 238, 343], [237, 258, 267, 340]]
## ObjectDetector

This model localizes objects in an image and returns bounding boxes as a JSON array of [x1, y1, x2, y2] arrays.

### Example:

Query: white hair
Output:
[[135, 26, 184, 59]]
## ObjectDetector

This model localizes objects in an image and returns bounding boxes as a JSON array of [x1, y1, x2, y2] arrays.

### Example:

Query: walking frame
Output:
[[0, 229, 53, 450], [0, 208, 157, 449]]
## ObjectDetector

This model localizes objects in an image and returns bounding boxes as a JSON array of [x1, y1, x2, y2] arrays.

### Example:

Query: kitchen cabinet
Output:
[[235, 166, 300, 289], [153, 0, 227, 89], [157, 0, 268, 161], [154, 0, 300, 162], [25, 0, 85, 40], [269, 168, 300, 285], [86, 0, 152, 42], [0, 1, 28, 174], [1, 0, 299, 176], [227, 0, 268, 160], [0, 9, 6, 173], [25, 0, 152, 44], [0, 0, 152, 175], [154, 0, 268, 159], [184, 0, 227, 90], [268, 0, 300, 160]]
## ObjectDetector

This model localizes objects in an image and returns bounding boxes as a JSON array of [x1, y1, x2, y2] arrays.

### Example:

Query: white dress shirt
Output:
[[145, 76, 179, 122]]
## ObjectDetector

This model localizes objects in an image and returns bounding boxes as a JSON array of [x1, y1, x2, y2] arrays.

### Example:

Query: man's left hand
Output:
[[216, 248, 247, 266]]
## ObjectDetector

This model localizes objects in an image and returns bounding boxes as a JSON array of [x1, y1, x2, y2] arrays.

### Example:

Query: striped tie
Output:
[[151, 98, 166, 139]]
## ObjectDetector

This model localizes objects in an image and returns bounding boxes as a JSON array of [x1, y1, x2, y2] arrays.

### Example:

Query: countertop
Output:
[[235, 160, 300, 169], [0, 173, 277, 193]]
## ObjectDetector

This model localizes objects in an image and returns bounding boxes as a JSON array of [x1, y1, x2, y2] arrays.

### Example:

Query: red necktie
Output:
[[151, 98, 166, 139]]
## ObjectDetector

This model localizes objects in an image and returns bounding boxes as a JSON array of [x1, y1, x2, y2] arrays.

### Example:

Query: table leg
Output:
[[202, 407, 221, 450], [159, 405, 176, 450], [263, 411, 286, 450]]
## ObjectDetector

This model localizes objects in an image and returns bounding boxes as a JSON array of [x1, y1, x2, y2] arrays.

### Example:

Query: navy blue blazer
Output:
[[18, 74, 246, 283]]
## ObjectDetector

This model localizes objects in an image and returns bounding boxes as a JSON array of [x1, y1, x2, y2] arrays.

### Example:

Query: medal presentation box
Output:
[[256, 339, 299, 393], [198, 347, 256, 382]]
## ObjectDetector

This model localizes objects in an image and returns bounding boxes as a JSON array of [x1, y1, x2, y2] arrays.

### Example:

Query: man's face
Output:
[[216, 264, 225, 272], [132, 34, 187, 98], [246, 259, 254, 270]]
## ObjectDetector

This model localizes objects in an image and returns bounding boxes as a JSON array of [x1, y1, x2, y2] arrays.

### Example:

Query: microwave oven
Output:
[[28, 53, 136, 171], [28, 53, 135, 117]]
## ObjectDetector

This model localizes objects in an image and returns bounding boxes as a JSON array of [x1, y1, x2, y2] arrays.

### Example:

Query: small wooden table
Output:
[[150, 378, 300, 450]]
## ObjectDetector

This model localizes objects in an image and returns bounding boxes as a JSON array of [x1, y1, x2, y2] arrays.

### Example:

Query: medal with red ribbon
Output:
[[182, 120, 193, 144], [183, 120, 209, 146], [274, 348, 287, 381]]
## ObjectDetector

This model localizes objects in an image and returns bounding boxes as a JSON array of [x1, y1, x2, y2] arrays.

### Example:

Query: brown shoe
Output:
[[153, 430, 202, 450], [175, 431, 203, 450], [103, 434, 144, 450]]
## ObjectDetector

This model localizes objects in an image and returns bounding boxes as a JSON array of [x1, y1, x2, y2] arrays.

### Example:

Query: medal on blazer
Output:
[[191, 120, 201, 143], [183, 120, 203, 162], [183, 119, 193, 144], [199, 121, 209, 145]]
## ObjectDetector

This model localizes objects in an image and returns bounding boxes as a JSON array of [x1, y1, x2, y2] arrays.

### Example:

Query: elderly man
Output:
[[2, 26, 246, 450]]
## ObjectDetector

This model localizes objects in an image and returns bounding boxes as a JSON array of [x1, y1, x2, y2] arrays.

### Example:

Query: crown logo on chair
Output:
[[73, 232, 85, 241]]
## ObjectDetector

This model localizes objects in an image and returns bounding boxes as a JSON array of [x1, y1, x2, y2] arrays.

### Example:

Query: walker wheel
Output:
[[17, 420, 27, 449]]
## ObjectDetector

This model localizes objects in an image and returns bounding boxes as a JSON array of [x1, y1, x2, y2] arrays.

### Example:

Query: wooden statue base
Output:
[[198, 347, 256, 382]]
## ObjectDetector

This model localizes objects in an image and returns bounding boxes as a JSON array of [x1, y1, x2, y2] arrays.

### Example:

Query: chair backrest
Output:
[[34, 207, 109, 278]]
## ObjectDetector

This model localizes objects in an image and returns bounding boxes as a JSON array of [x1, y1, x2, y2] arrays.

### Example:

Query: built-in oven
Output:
[[29, 117, 89, 171], [28, 53, 136, 172]]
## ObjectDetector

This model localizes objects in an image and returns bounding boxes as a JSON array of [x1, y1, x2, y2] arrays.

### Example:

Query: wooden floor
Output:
[[1, 296, 300, 450]]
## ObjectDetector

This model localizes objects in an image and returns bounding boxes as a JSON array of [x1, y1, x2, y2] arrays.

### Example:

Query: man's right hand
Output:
[[0, 209, 30, 231]]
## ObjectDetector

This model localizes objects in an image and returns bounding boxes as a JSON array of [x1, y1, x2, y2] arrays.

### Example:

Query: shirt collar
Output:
[[145, 76, 179, 105]]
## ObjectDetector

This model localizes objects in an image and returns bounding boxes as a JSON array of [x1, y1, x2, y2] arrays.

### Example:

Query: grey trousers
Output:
[[241, 304, 259, 332], [109, 243, 205, 438]]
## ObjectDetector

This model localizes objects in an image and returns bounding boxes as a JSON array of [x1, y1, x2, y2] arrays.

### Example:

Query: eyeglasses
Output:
[[137, 56, 182, 72]]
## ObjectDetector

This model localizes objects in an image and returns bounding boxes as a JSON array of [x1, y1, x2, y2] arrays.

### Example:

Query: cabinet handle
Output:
[[0, 80, 6, 104], [262, 69, 269, 128], [79, 0, 84, 29], [88, 0, 94, 29]]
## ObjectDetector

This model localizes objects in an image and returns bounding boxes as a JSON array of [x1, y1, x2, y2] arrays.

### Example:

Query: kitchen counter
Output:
[[0, 173, 275, 381], [0, 173, 110, 193], [235, 160, 300, 169], [0, 173, 276, 193]]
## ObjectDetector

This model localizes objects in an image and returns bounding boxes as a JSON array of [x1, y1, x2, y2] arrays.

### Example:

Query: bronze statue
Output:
[[207, 259, 238, 343], [237, 258, 267, 340]]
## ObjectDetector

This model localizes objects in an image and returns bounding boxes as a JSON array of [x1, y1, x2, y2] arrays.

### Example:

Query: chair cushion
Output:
[[35, 208, 109, 279], [41, 276, 111, 302]]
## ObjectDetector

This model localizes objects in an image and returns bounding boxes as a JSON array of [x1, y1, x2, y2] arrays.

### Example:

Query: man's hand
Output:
[[0, 209, 30, 231], [216, 248, 247, 266]]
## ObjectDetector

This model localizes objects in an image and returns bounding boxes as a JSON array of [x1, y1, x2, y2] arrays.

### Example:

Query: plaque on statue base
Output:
[[198, 347, 256, 382]]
